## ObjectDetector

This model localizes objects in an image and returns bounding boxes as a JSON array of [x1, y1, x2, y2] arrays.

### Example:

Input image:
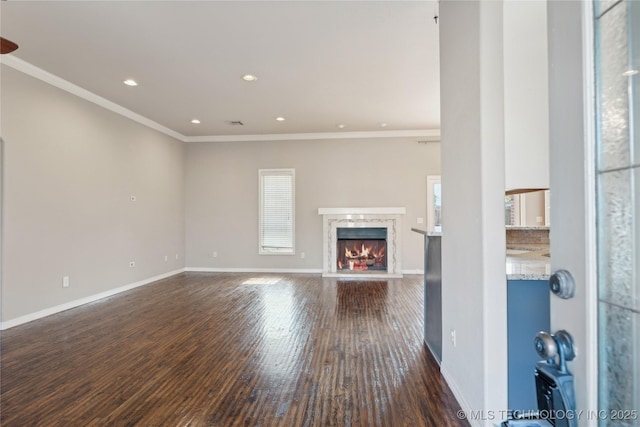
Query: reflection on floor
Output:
[[1, 272, 468, 427]]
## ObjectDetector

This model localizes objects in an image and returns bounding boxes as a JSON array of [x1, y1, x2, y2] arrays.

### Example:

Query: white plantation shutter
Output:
[[259, 169, 295, 254]]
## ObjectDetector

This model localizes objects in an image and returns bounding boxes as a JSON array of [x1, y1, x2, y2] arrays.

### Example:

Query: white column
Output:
[[439, 0, 508, 424]]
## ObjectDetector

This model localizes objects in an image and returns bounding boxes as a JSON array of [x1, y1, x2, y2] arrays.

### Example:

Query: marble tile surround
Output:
[[318, 208, 405, 278]]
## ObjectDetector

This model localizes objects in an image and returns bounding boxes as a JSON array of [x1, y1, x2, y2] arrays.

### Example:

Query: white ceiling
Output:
[[1, 1, 440, 139]]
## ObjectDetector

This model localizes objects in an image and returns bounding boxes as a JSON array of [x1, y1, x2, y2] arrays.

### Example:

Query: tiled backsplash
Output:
[[506, 227, 550, 245]]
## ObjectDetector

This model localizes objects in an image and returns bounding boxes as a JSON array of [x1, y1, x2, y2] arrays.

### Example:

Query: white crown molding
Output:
[[185, 129, 441, 143], [0, 268, 184, 330], [2, 56, 441, 144], [1, 55, 185, 141]]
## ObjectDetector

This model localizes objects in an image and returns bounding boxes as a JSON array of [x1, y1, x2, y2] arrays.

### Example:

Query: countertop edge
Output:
[[506, 226, 550, 230], [507, 273, 550, 281]]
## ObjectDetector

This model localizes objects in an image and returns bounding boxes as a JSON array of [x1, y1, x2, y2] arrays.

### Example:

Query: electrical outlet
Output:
[[164, 255, 168, 262], [300, 252, 305, 259], [175, 253, 179, 260], [417, 217, 424, 224], [129, 261, 136, 268], [213, 251, 218, 258], [130, 195, 137, 202], [62, 276, 70, 288], [450, 329, 457, 347]]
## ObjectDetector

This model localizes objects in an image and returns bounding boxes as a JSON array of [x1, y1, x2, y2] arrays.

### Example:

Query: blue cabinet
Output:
[[507, 280, 550, 411]]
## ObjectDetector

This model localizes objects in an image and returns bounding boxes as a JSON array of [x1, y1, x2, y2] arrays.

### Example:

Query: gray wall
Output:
[[523, 191, 546, 226], [1, 63, 440, 325], [1, 65, 185, 322], [185, 138, 440, 271]]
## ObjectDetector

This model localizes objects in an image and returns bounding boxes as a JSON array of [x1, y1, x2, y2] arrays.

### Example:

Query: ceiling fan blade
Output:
[[1, 37, 19, 54]]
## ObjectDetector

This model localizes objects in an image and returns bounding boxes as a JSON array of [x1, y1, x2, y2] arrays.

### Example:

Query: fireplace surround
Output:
[[318, 207, 405, 278]]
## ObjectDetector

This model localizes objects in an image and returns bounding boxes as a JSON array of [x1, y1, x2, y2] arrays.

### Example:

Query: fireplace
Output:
[[318, 207, 405, 278], [336, 227, 387, 271]]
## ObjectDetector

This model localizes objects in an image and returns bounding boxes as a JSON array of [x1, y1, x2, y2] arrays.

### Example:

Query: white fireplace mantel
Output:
[[318, 207, 406, 278], [318, 207, 406, 216]]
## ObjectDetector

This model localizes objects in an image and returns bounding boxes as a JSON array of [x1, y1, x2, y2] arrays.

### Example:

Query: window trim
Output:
[[258, 168, 295, 255]]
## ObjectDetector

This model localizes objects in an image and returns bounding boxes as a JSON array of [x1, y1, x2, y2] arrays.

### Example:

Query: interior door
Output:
[[547, 0, 598, 422], [549, 0, 639, 424]]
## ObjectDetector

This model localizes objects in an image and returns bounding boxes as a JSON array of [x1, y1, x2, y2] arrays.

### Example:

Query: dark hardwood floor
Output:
[[1, 273, 468, 426]]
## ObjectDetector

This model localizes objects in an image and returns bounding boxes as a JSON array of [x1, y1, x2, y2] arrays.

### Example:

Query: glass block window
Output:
[[594, 0, 640, 422]]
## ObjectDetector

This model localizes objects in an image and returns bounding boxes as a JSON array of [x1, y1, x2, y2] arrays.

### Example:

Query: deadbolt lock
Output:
[[549, 269, 575, 299]]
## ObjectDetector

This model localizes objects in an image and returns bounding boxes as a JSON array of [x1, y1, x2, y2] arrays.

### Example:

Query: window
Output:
[[259, 169, 295, 255], [504, 190, 549, 226], [505, 194, 521, 226], [427, 175, 442, 233]]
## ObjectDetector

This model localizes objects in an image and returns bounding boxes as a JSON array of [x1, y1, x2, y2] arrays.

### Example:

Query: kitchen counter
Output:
[[506, 244, 550, 280], [506, 258, 550, 281], [505, 225, 550, 230], [411, 230, 550, 280], [410, 228, 441, 237]]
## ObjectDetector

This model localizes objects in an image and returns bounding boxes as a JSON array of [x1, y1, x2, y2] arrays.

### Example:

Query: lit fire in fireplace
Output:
[[337, 241, 386, 271]]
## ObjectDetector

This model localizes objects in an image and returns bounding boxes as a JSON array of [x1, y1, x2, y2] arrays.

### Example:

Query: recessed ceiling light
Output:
[[123, 79, 138, 86], [191, 119, 201, 124], [242, 74, 258, 82], [623, 69, 639, 76], [337, 124, 346, 129], [380, 123, 388, 128], [276, 117, 286, 122]]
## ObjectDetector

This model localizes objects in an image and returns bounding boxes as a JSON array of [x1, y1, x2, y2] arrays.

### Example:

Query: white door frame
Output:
[[548, 0, 598, 422]]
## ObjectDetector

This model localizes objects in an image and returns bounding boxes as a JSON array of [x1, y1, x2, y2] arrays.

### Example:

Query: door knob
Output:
[[549, 269, 575, 299], [534, 330, 576, 373]]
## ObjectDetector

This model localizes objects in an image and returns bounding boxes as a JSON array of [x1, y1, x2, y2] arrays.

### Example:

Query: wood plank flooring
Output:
[[1, 273, 468, 426]]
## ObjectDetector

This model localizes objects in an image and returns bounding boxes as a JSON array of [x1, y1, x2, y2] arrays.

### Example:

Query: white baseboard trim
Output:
[[0, 269, 185, 330], [440, 362, 482, 427], [322, 272, 403, 279], [1, 267, 418, 330], [184, 267, 323, 274], [186, 267, 424, 277], [402, 269, 424, 275]]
